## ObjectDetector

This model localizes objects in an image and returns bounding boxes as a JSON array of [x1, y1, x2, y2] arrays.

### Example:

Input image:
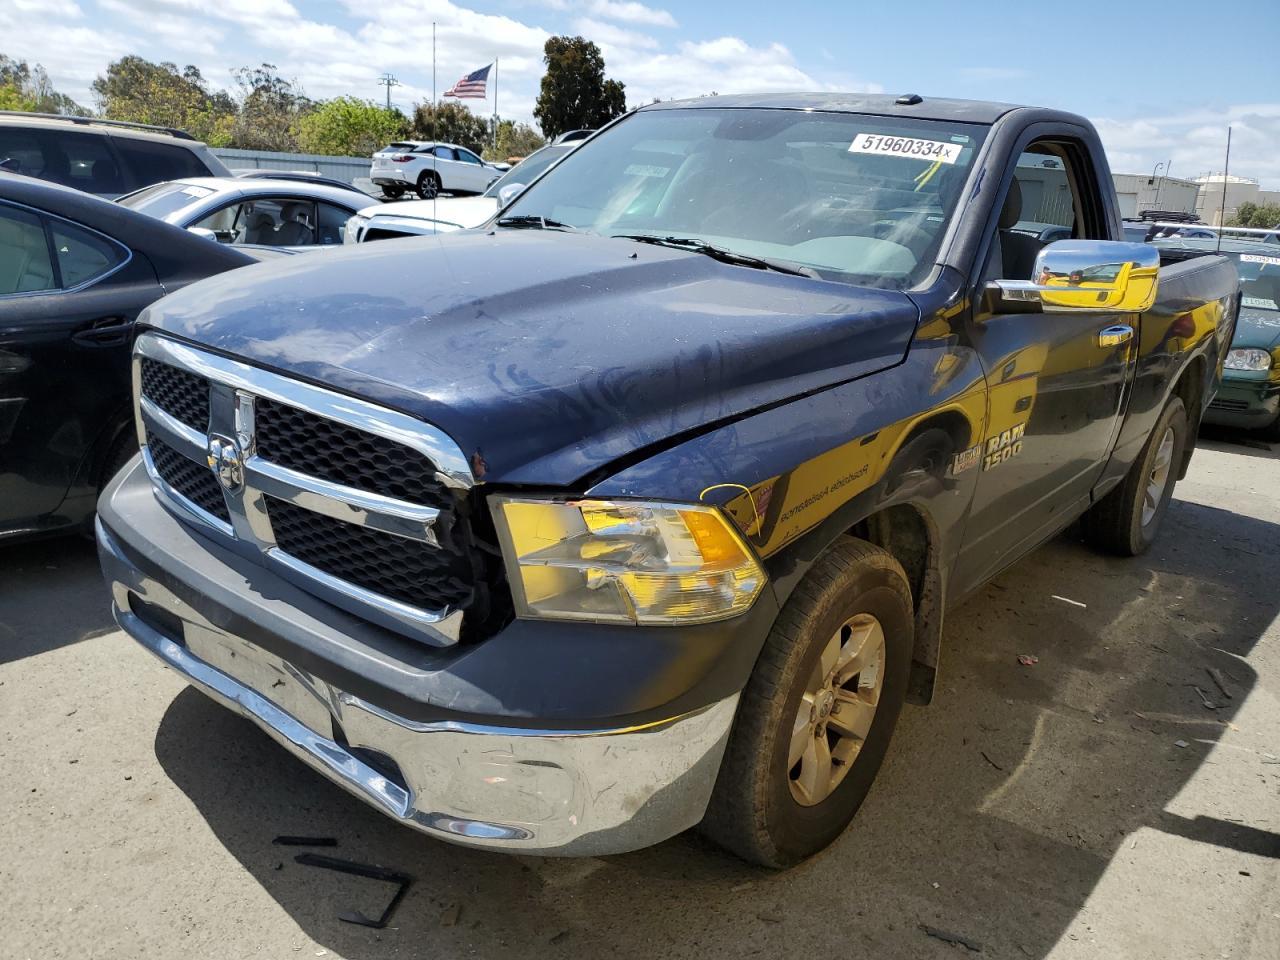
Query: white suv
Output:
[[370, 141, 504, 200], [0, 111, 231, 199]]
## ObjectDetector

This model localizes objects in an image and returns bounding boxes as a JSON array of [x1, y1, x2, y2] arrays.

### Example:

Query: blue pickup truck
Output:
[[97, 93, 1239, 867]]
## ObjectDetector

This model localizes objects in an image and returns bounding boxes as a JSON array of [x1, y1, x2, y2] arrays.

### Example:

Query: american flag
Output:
[[444, 64, 490, 99]]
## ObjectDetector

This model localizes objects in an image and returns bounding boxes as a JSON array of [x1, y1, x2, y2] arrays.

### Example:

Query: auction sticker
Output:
[[1241, 254, 1280, 267], [849, 134, 962, 164]]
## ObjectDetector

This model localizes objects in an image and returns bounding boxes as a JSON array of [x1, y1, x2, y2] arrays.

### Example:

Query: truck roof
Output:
[[644, 92, 1054, 126]]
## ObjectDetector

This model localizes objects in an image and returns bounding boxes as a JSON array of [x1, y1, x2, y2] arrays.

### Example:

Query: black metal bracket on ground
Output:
[[295, 852, 414, 929]]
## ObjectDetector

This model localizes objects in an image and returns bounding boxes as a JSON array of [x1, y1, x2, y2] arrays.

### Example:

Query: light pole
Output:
[[1149, 161, 1165, 212]]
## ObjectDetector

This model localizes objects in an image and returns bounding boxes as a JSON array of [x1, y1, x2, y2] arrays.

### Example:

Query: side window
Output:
[[0, 206, 56, 295], [316, 203, 353, 245], [433, 146, 458, 161], [0, 129, 47, 178], [47, 133, 125, 195], [191, 201, 246, 243], [49, 220, 127, 288], [987, 139, 1105, 281], [455, 149, 483, 165], [113, 138, 211, 187]]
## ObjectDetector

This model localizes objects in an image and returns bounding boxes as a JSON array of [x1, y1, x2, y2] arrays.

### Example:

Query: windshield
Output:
[[483, 144, 573, 199], [1234, 249, 1280, 311], [499, 107, 987, 288], [117, 181, 215, 220]]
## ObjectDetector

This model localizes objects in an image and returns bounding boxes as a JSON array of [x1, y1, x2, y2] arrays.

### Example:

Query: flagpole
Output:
[[432, 21, 437, 218], [493, 58, 499, 155]]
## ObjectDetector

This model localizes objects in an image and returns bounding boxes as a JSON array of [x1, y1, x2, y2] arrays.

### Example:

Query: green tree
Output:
[[487, 119, 546, 161], [1228, 201, 1280, 229], [410, 100, 491, 155], [92, 56, 234, 144], [0, 54, 87, 114], [533, 36, 625, 139], [230, 64, 311, 152], [294, 96, 407, 157]]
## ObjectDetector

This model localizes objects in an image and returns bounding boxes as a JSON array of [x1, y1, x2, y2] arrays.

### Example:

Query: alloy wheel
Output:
[[1142, 427, 1175, 527], [788, 613, 886, 806]]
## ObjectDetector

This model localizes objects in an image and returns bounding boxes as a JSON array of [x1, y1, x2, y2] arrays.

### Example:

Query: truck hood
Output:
[[141, 230, 919, 485]]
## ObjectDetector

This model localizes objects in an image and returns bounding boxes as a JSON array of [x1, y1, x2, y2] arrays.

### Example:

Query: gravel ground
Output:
[[2, 429, 1278, 960]]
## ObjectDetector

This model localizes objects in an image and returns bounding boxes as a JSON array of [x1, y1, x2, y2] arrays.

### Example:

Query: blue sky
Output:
[[4, 0, 1279, 185]]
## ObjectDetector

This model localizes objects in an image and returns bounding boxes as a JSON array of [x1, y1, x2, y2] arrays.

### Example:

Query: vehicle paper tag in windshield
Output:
[[180, 186, 214, 198], [1241, 254, 1280, 267], [1243, 296, 1279, 310], [848, 134, 962, 164], [625, 164, 669, 178]]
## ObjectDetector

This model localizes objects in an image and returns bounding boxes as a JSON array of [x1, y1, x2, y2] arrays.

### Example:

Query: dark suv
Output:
[[0, 112, 231, 199]]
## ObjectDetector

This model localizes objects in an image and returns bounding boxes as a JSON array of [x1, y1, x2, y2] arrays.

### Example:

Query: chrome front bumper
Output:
[[99, 519, 737, 856]]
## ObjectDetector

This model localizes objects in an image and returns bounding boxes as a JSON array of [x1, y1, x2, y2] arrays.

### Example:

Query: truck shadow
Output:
[[152, 495, 1278, 959], [0, 536, 115, 666]]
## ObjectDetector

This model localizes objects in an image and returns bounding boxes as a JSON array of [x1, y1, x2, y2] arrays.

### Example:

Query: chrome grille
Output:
[[140, 357, 209, 431], [146, 431, 231, 524], [267, 496, 474, 610], [132, 333, 477, 646], [255, 396, 452, 509]]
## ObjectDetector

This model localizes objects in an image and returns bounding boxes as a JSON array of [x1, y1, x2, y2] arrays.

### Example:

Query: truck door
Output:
[[956, 139, 1135, 590]]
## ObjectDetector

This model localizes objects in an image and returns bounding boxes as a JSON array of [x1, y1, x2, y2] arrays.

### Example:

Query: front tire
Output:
[[1082, 395, 1187, 556], [701, 537, 913, 867]]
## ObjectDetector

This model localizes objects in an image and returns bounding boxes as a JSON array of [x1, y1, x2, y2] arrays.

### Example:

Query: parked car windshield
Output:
[[499, 107, 987, 288], [483, 144, 574, 199], [117, 181, 216, 220], [1155, 240, 1280, 312]]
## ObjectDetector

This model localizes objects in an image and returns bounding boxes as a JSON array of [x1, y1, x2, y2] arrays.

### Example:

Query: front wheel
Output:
[[1082, 395, 1187, 556], [700, 537, 913, 867]]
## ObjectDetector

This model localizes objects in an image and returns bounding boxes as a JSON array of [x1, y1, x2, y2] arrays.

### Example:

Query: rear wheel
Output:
[[700, 537, 913, 867], [1082, 395, 1187, 556], [381, 184, 406, 200], [415, 171, 440, 200]]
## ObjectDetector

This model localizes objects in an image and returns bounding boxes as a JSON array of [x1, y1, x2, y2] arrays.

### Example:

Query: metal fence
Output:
[[212, 148, 371, 184]]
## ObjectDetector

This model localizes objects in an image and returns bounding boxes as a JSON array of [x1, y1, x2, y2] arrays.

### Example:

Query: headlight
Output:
[[1225, 348, 1272, 371], [490, 497, 765, 625], [343, 214, 370, 244]]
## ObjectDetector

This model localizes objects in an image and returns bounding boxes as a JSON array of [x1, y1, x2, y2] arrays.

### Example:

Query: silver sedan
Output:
[[116, 176, 372, 250]]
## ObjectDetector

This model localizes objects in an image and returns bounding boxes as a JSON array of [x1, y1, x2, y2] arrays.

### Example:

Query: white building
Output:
[[1112, 173, 1200, 219], [1192, 174, 1280, 225]]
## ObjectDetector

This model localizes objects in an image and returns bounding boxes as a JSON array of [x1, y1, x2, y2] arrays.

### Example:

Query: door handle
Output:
[[72, 317, 131, 347], [1098, 324, 1134, 348]]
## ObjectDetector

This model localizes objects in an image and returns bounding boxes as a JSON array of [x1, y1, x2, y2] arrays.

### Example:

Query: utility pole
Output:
[[377, 73, 400, 111]]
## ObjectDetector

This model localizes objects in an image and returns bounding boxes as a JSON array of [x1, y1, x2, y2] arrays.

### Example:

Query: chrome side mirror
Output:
[[993, 239, 1159, 313], [497, 183, 526, 207]]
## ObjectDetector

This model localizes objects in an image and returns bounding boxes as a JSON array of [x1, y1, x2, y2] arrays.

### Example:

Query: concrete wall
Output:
[[1194, 177, 1264, 226], [212, 148, 371, 184]]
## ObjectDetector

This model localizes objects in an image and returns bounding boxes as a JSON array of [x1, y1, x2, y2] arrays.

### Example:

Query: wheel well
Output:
[[1172, 355, 1205, 479], [848, 503, 943, 705], [899, 409, 973, 456]]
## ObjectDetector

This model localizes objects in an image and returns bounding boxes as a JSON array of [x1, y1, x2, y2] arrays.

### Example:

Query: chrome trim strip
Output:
[[138, 395, 208, 461], [135, 334, 475, 488], [248, 457, 440, 546], [266, 548, 462, 636], [140, 446, 234, 538]]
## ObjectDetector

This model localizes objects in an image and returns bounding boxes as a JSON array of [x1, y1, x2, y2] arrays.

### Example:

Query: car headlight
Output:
[[1225, 348, 1272, 371], [490, 497, 765, 624], [343, 214, 370, 244]]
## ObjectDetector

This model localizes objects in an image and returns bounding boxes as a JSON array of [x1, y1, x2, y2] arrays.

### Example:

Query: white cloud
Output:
[[571, 17, 658, 49], [587, 0, 676, 28], [1094, 105, 1280, 190]]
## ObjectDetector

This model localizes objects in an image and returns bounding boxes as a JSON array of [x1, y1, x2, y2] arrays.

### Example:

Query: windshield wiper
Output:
[[612, 234, 820, 278], [496, 215, 578, 232]]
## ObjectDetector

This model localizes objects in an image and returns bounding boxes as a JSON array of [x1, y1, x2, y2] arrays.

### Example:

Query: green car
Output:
[[1157, 238, 1280, 438]]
